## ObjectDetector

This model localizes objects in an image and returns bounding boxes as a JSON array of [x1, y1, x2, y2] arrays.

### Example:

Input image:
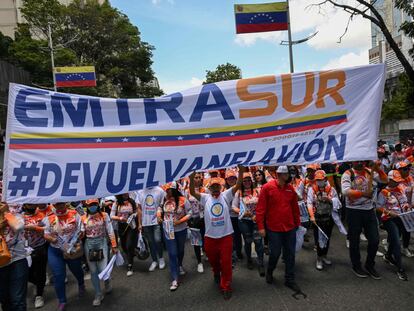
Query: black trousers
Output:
[[29, 244, 48, 297]]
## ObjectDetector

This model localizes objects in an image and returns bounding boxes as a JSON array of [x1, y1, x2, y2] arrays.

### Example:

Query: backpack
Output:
[[313, 185, 333, 222], [0, 234, 11, 267]]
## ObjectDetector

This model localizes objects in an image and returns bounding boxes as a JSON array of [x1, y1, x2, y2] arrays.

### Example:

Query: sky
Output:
[[110, 0, 372, 94]]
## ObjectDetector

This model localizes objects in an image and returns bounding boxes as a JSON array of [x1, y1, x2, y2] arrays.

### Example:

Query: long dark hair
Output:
[[254, 169, 267, 187], [241, 176, 255, 195], [115, 194, 137, 213], [166, 188, 183, 209]]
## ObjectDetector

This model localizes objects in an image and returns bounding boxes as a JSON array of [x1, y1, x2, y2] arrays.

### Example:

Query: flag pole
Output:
[[48, 22, 57, 92], [286, 0, 294, 73]]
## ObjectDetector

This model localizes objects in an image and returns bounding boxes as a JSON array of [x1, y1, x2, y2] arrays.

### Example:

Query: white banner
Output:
[[3, 64, 385, 203]]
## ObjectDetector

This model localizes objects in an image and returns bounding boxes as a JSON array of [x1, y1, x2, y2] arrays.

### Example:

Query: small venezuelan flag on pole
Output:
[[234, 2, 288, 34], [54, 66, 97, 88]]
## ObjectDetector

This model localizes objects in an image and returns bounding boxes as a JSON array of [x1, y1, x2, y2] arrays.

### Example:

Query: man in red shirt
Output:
[[256, 166, 301, 291]]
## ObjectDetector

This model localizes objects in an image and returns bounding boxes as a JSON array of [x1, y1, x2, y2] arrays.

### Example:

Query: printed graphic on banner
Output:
[[3, 64, 385, 203]]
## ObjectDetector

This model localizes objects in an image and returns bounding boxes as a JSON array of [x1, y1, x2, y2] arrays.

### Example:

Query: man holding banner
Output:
[[256, 166, 301, 292]]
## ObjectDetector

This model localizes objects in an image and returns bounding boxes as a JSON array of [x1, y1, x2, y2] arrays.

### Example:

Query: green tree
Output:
[[5, 0, 163, 97], [382, 73, 414, 120], [204, 63, 242, 84]]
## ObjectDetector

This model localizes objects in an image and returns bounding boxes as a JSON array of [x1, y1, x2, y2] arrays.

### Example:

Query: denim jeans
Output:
[[48, 246, 85, 304], [231, 216, 243, 259], [267, 228, 296, 283], [165, 229, 187, 281], [143, 224, 163, 262], [0, 258, 28, 311], [85, 237, 108, 296], [238, 219, 264, 264], [383, 217, 405, 269], [347, 208, 379, 269]]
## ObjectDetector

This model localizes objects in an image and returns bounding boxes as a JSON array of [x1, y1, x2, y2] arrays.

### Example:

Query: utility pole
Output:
[[286, 0, 294, 73], [47, 22, 57, 92]]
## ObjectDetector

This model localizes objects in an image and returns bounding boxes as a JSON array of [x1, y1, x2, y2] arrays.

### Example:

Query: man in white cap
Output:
[[256, 166, 301, 292]]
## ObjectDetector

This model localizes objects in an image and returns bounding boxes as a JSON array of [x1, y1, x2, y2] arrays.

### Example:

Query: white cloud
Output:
[[235, 32, 284, 47], [322, 50, 369, 70], [160, 77, 203, 94], [151, 0, 174, 5], [235, 0, 371, 50]]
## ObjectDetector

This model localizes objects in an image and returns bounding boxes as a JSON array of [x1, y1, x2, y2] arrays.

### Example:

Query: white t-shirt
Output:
[[136, 187, 166, 226], [200, 188, 234, 239]]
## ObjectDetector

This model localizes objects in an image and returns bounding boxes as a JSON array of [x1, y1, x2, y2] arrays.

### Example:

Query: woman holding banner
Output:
[[111, 194, 138, 277], [307, 170, 339, 271], [376, 170, 409, 281], [43, 202, 85, 311], [189, 166, 244, 300], [82, 199, 118, 306], [157, 182, 192, 291], [232, 172, 265, 276]]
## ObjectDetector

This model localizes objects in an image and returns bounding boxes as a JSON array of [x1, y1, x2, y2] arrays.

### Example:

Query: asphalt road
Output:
[[27, 228, 414, 311]]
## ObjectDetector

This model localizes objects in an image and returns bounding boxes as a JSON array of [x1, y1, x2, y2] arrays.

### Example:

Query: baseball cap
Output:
[[314, 170, 326, 180], [85, 199, 99, 206], [306, 164, 320, 171], [209, 177, 223, 186], [388, 170, 404, 183], [242, 172, 252, 179], [166, 181, 180, 190], [276, 166, 289, 173], [396, 161, 411, 170], [225, 169, 237, 179]]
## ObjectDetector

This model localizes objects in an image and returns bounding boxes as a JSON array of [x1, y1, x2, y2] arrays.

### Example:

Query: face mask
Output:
[[316, 181, 325, 187], [25, 208, 36, 215], [88, 205, 98, 214], [54, 207, 67, 216]]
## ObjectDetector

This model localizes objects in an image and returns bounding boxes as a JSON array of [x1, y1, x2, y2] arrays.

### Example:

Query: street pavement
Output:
[[28, 228, 414, 311]]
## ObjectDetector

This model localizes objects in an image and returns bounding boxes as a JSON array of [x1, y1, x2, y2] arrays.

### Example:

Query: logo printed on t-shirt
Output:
[[211, 203, 223, 217], [145, 194, 155, 207]]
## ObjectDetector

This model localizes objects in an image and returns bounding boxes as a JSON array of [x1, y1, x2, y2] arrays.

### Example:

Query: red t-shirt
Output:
[[256, 179, 300, 232]]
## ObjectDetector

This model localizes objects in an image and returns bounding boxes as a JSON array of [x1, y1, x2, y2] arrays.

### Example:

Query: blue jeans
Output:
[[347, 208, 379, 269], [267, 228, 297, 283], [383, 218, 405, 269], [0, 258, 28, 311], [143, 225, 163, 262], [84, 237, 108, 296], [165, 229, 187, 281], [238, 219, 264, 264], [48, 246, 84, 304]]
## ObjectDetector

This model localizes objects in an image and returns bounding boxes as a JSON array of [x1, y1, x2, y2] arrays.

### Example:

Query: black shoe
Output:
[[352, 266, 369, 278], [284, 281, 301, 292], [258, 265, 265, 277], [247, 259, 254, 270], [223, 291, 232, 300], [397, 269, 408, 281], [383, 254, 397, 267], [237, 253, 244, 260], [214, 273, 221, 285], [265, 270, 274, 284], [365, 265, 381, 280]]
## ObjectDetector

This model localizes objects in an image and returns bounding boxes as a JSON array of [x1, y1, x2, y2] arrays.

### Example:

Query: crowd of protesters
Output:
[[1, 139, 414, 310]]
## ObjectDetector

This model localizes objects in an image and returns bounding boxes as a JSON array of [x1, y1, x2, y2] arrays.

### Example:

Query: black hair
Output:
[[115, 194, 137, 213], [241, 175, 255, 194], [253, 169, 267, 187], [288, 166, 300, 179], [166, 188, 183, 209]]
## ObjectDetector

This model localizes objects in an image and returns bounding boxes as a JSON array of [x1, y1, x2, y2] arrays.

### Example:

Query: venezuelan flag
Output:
[[54, 66, 96, 87], [234, 2, 288, 34]]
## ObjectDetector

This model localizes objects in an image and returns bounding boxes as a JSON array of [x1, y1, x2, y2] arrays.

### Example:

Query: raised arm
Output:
[[189, 171, 201, 201], [232, 165, 245, 195]]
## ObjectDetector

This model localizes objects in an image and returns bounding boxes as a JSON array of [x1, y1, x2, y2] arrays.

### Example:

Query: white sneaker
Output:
[[84, 273, 91, 280], [92, 295, 103, 307], [159, 258, 166, 270], [403, 248, 414, 258], [376, 250, 384, 257], [34, 296, 44, 309], [170, 280, 179, 291], [149, 261, 158, 272], [179, 266, 186, 276], [316, 257, 323, 271], [197, 263, 204, 273], [346, 240, 350, 249], [360, 233, 368, 241], [322, 256, 332, 265]]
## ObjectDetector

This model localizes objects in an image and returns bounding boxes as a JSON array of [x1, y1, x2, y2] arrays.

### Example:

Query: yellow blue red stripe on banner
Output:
[[9, 110, 348, 150]]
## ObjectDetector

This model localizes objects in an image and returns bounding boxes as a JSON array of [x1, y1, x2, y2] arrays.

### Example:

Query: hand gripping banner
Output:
[[3, 64, 385, 203]]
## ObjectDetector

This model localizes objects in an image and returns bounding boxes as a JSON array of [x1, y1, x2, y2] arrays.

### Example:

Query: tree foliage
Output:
[[1, 0, 163, 97], [382, 73, 414, 120], [204, 63, 242, 84]]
